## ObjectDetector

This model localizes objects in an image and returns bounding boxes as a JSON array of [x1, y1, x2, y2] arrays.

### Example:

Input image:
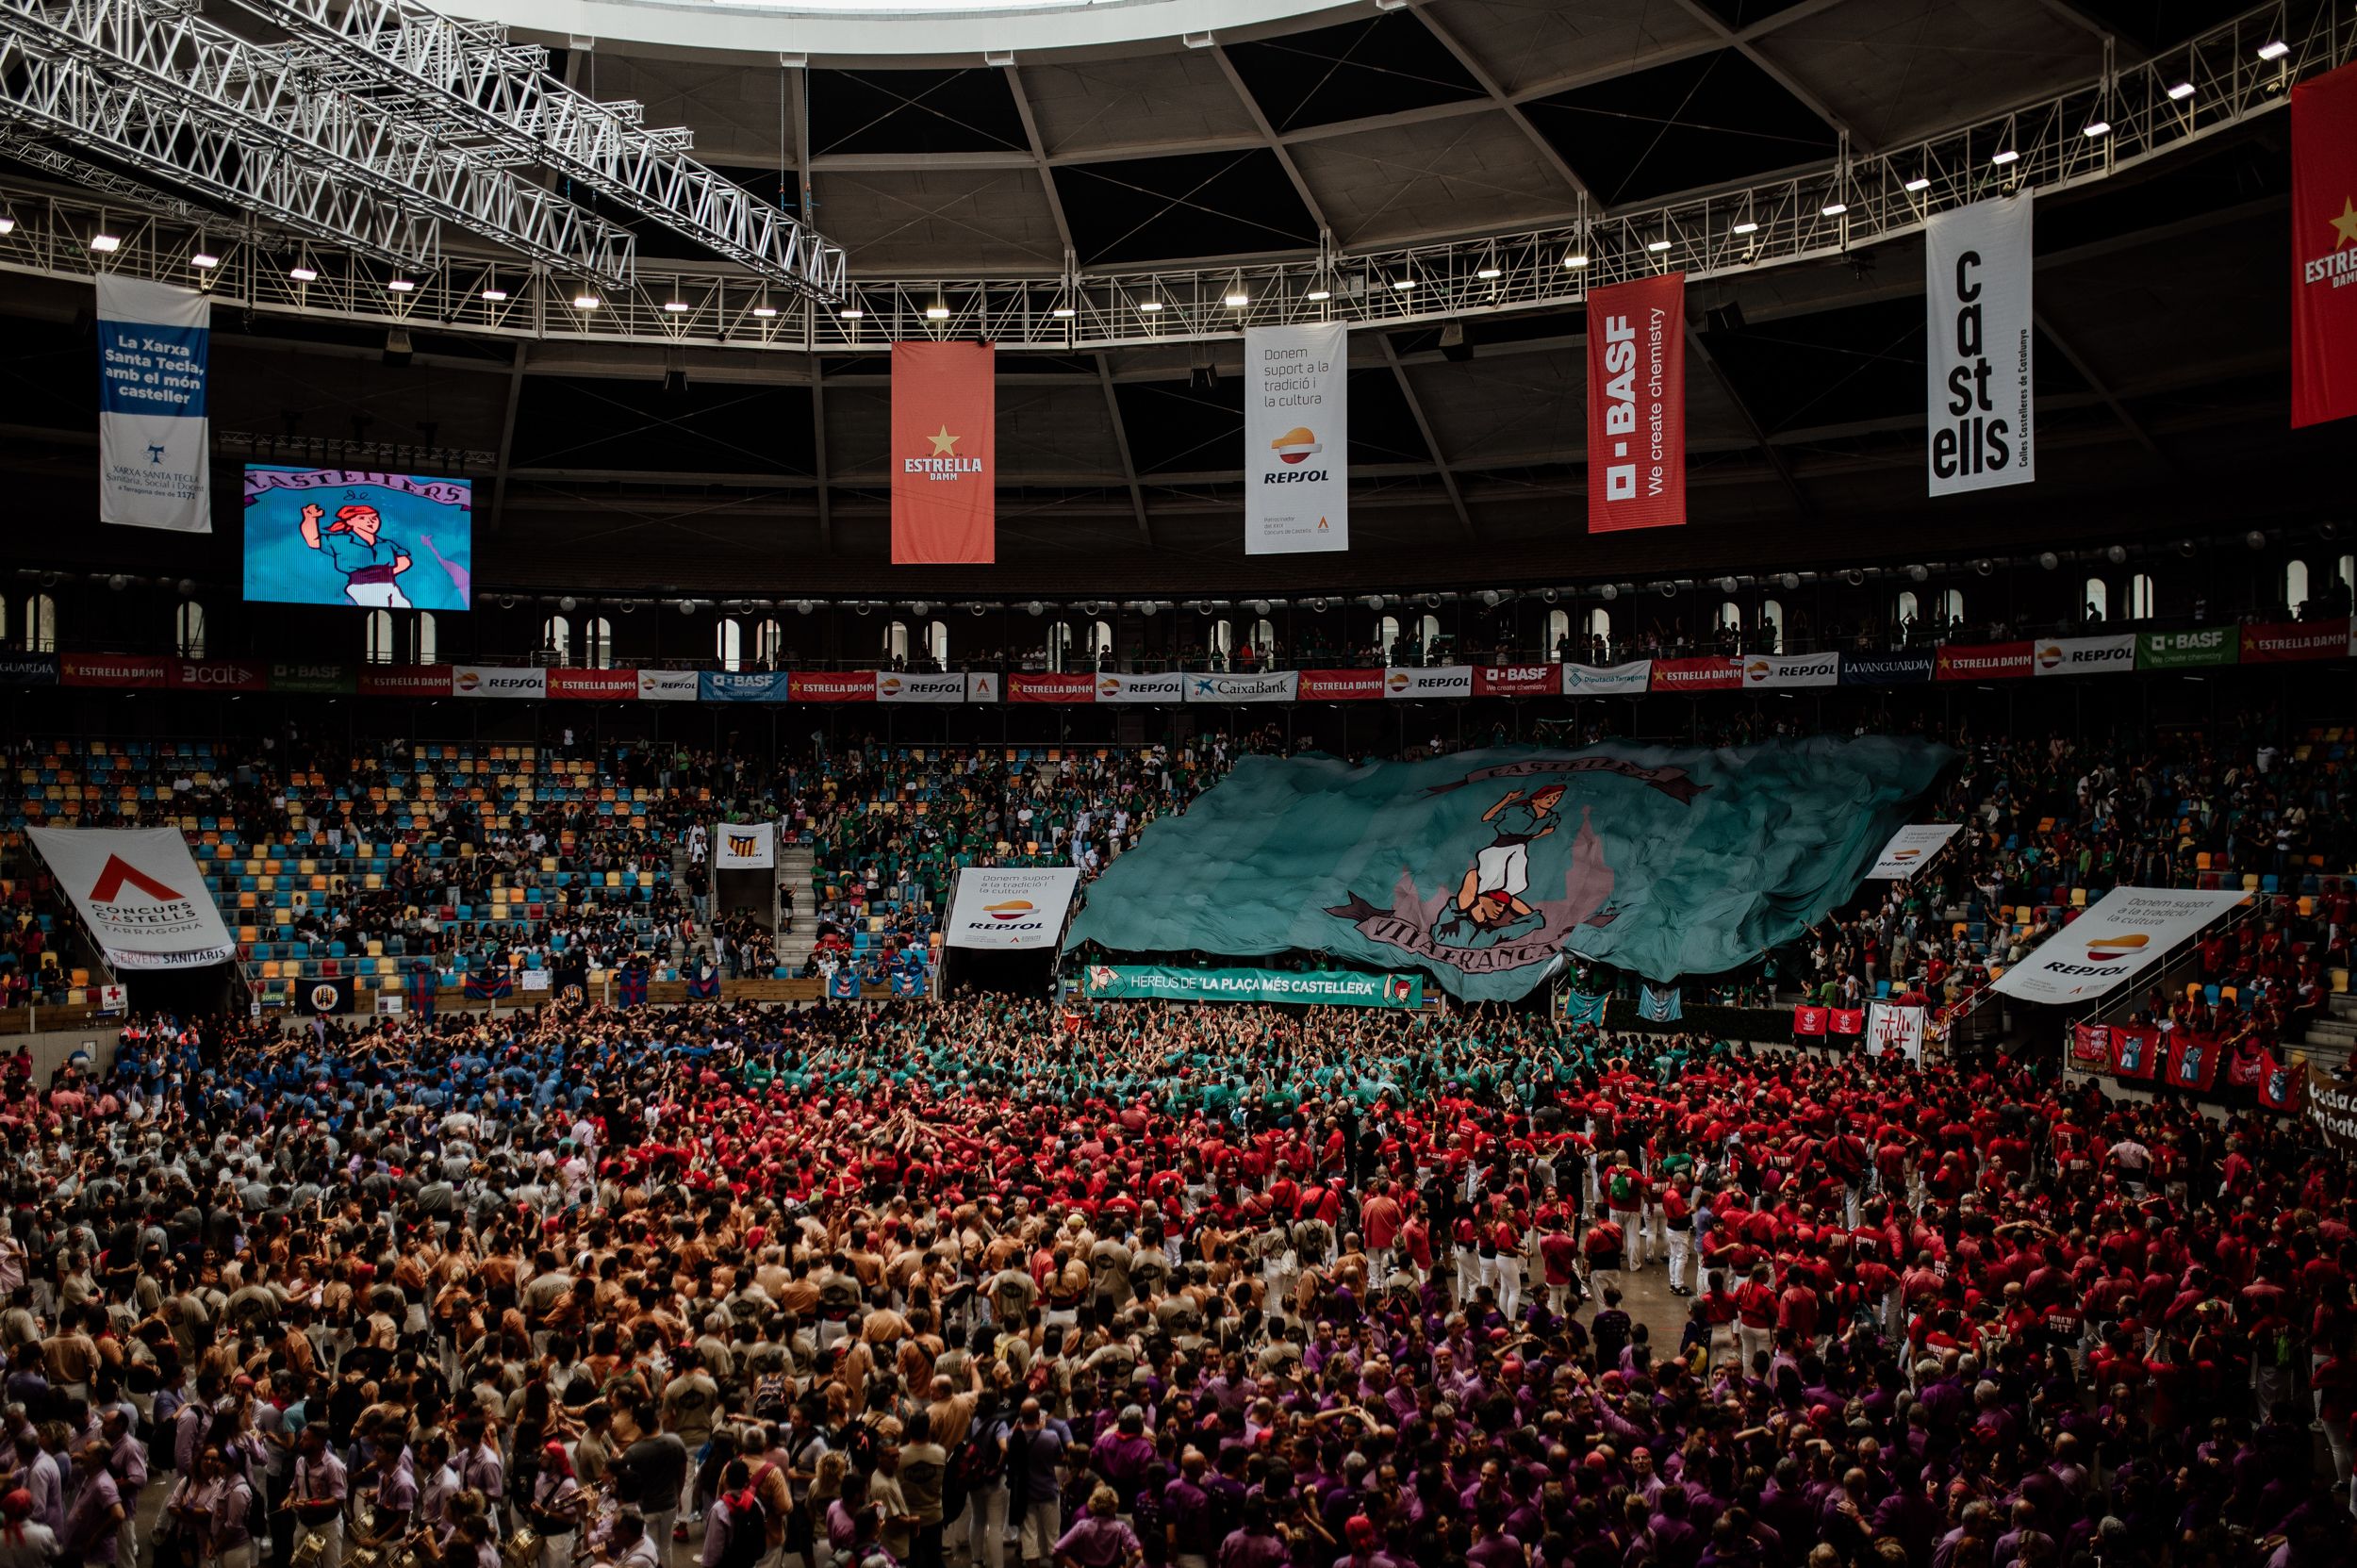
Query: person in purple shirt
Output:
[[1163, 1448, 1219, 1568], [60, 1442, 124, 1568], [1329, 1515, 1404, 1568], [1052, 1486, 1143, 1568], [1087, 1409, 1156, 1515], [1213, 1496, 1289, 1568]]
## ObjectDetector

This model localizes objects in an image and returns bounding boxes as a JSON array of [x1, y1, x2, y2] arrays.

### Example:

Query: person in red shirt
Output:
[[1538, 1215, 1583, 1317], [1735, 1262, 1779, 1371], [1581, 1212, 1624, 1304], [1659, 1179, 1695, 1296]]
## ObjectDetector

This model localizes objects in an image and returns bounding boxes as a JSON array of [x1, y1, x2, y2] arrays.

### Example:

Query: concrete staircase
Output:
[[776, 843, 820, 973], [2301, 991, 2357, 1072]]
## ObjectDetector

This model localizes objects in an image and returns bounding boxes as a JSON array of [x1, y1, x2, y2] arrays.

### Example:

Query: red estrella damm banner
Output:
[[2292, 61, 2357, 428], [891, 340, 996, 563], [1587, 272, 1686, 532]]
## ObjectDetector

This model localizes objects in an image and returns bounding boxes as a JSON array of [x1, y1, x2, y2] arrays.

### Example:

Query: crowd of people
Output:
[[0, 991, 2336, 1568]]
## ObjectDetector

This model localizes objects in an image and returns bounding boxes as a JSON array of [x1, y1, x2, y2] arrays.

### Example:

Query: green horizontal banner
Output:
[[2135, 626, 2238, 670], [271, 662, 356, 695], [1079, 963, 1424, 1008]]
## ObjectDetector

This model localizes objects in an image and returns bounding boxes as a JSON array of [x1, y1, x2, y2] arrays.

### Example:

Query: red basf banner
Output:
[[1587, 272, 1685, 532], [891, 340, 996, 563], [2292, 61, 2357, 428]]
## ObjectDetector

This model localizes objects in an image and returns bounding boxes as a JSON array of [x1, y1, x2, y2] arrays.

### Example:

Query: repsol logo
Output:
[[1262, 470, 1329, 484], [2041, 961, 2128, 976]]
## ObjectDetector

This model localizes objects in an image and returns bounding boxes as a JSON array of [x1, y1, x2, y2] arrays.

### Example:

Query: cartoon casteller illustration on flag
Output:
[[1435, 784, 1564, 945], [299, 499, 414, 607]]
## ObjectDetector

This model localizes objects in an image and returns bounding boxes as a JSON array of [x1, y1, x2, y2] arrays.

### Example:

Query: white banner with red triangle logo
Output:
[[25, 825, 236, 969]]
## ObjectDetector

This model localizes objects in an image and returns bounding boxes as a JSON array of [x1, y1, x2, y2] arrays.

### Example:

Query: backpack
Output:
[[716, 1492, 767, 1568], [1608, 1169, 1634, 1208], [947, 1423, 1007, 1496]]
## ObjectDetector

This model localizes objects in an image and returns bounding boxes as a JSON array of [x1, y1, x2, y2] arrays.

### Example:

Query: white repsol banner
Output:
[[2033, 634, 2134, 676], [1992, 885, 2250, 1005], [1926, 192, 2034, 496], [946, 866, 1080, 949], [1865, 822, 1962, 879], [26, 826, 235, 969], [875, 671, 969, 703], [97, 276, 212, 534], [1096, 671, 1188, 703], [1184, 670, 1299, 703], [637, 669, 699, 701], [1866, 1001, 1927, 1063], [453, 666, 544, 699], [1741, 652, 1840, 689], [1385, 665, 1474, 700], [1562, 660, 1652, 696], [713, 820, 775, 870], [1244, 322, 1347, 554]]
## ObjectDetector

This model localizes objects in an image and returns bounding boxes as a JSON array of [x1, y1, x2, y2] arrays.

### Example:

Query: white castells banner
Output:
[[2033, 634, 2134, 676], [1096, 670, 1189, 703], [1741, 652, 1840, 689], [875, 671, 969, 703], [1865, 822, 1962, 879], [1244, 322, 1347, 554], [946, 866, 1081, 949], [1562, 660, 1652, 696], [1926, 191, 2034, 496], [452, 666, 544, 699], [1385, 666, 1474, 700], [26, 826, 235, 969], [1992, 886, 2250, 1005], [1866, 1000, 1927, 1063], [637, 668, 699, 701], [1184, 670, 1299, 703], [97, 276, 212, 534], [713, 820, 776, 870]]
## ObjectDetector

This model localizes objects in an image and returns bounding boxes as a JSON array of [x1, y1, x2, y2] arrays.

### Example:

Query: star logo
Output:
[[928, 425, 962, 456], [2332, 196, 2357, 250]]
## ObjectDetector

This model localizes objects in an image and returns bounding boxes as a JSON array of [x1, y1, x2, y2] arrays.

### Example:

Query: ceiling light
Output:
[[1051, 305, 1077, 318], [1731, 220, 1759, 235], [2167, 80, 2195, 100], [2258, 39, 2288, 60], [1562, 252, 1589, 269], [1990, 148, 2019, 165], [481, 288, 509, 302], [1137, 299, 1162, 311], [190, 252, 220, 270], [1645, 238, 1671, 253], [662, 299, 691, 312], [752, 305, 780, 319], [288, 262, 317, 279], [2082, 119, 2110, 137], [387, 277, 416, 292], [571, 292, 601, 309], [925, 303, 951, 319], [1904, 175, 1931, 192], [1820, 201, 1847, 216], [835, 305, 862, 319], [1390, 276, 1415, 289], [1475, 264, 1502, 279], [1304, 287, 1331, 302], [1223, 290, 1249, 307], [0, 213, 16, 237], [91, 233, 123, 254]]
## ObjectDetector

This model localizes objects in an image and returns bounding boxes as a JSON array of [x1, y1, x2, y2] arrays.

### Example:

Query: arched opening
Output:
[[1249, 618, 1276, 656], [20, 593, 55, 653], [1759, 600, 1784, 653], [1090, 619, 1115, 660], [1546, 608, 1571, 660], [583, 617, 614, 668], [416, 611, 437, 665], [715, 619, 744, 672], [1894, 590, 1920, 633], [1417, 614, 1441, 662], [1376, 614, 1401, 663], [2127, 574, 2156, 621], [923, 619, 949, 668], [752, 618, 783, 668], [1716, 600, 1741, 631], [174, 601, 206, 659], [1047, 620, 1075, 672], [2082, 577, 2108, 622], [1938, 588, 1965, 630], [882, 620, 911, 668], [1582, 606, 1611, 661], [2286, 559, 2311, 615], [364, 610, 397, 665], [541, 615, 570, 665]]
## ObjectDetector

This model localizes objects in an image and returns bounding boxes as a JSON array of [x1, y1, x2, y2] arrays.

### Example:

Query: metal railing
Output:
[[0, 0, 2337, 350]]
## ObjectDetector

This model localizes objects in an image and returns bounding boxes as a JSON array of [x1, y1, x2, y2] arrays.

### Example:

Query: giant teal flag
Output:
[[1064, 738, 1950, 1000]]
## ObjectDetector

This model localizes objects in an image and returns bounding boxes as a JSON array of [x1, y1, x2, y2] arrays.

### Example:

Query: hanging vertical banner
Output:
[[1586, 272, 1685, 532], [1925, 192, 2034, 495], [2292, 61, 2357, 428], [96, 275, 212, 534], [891, 340, 995, 564], [1244, 322, 1348, 554]]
